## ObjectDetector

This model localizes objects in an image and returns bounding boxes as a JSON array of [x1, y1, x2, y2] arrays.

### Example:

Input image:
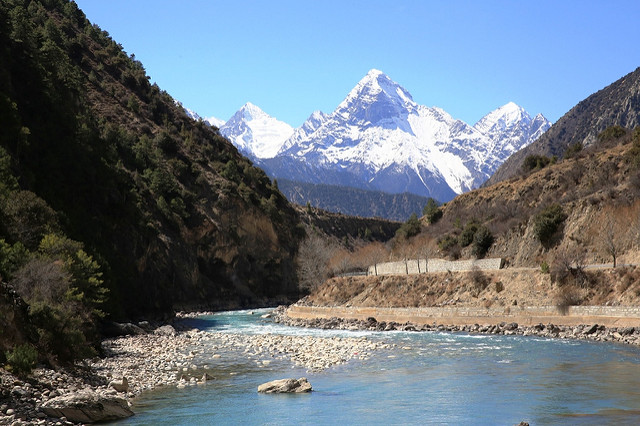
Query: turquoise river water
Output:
[[111, 309, 640, 425]]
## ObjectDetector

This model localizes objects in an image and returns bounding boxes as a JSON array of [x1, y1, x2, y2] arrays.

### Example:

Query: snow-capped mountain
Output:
[[205, 116, 225, 128], [183, 107, 225, 128], [219, 102, 293, 159], [215, 70, 550, 201]]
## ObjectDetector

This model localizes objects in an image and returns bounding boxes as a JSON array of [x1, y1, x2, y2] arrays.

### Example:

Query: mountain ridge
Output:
[[486, 66, 640, 185], [214, 70, 550, 204]]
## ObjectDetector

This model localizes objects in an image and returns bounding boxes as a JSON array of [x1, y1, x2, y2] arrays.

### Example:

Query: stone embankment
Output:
[[1, 313, 391, 424], [279, 307, 640, 345]]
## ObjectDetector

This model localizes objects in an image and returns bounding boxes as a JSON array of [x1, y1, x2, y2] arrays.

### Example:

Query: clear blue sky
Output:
[[75, 0, 640, 127]]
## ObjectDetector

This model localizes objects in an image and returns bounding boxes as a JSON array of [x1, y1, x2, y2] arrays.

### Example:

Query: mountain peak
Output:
[[474, 102, 531, 132], [364, 68, 385, 78], [220, 104, 293, 159], [238, 102, 267, 120], [336, 70, 416, 126]]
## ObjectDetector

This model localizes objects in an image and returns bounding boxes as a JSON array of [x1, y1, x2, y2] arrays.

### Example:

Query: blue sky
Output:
[[75, 0, 640, 127]]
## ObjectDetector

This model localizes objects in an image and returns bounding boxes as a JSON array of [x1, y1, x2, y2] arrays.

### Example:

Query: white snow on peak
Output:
[[205, 116, 225, 128], [182, 107, 225, 128], [217, 70, 550, 201], [219, 103, 293, 159]]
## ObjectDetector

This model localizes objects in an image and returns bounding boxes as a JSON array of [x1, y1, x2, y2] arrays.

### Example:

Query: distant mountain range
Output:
[[199, 69, 550, 208]]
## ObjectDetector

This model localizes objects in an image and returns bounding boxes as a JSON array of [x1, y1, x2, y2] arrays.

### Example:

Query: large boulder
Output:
[[103, 322, 147, 337], [154, 324, 177, 336], [40, 389, 134, 423], [258, 378, 312, 393]]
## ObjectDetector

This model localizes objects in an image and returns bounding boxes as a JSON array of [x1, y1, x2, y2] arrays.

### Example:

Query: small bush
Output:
[[533, 204, 567, 246], [472, 226, 494, 258], [551, 245, 588, 288], [598, 125, 627, 143], [522, 154, 554, 173], [5, 344, 38, 376], [495, 281, 504, 293], [469, 267, 489, 296], [555, 285, 584, 314], [438, 234, 458, 252], [540, 261, 550, 274], [563, 142, 583, 159], [395, 213, 422, 239], [422, 198, 443, 224], [458, 222, 478, 247]]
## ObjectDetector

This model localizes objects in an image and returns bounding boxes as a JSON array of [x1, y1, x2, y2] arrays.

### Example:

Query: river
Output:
[[111, 309, 640, 425]]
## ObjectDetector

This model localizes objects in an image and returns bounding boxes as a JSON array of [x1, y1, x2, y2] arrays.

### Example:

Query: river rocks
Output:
[[583, 324, 599, 335], [103, 322, 147, 337], [108, 376, 129, 393], [258, 378, 312, 393], [154, 324, 177, 336], [206, 331, 390, 372], [40, 389, 133, 423], [279, 306, 640, 347]]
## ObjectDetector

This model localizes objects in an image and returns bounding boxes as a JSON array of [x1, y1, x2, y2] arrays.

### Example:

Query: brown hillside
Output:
[[306, 127, 640, 314], [423, 129, 640, 268]]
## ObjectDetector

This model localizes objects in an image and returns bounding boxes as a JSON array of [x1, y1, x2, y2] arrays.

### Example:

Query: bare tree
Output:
[[551, 244, 588, 287], [602, 218, 620, 268], [296, 233, 337, 292]]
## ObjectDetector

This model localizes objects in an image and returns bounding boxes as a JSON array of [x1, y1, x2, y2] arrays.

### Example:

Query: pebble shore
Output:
[[278, 307, 640, 345], [1, 308, 391, 425]]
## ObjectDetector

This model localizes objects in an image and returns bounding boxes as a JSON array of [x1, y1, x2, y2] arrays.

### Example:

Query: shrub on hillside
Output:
[[5, 344, 38, 376], [395, 213, 422, 239], [563, 142, 583, 159], [422, 198, 443, 224], [472, 226, 494, 258], [598, 125, 627, 143], [551, 245, 588, 288], [625, 128, 640, 168], [458, 221, 478, 247], [554, 285, 584, 314], [533, 204, 567, 246], [469, 266, 489, 296], [521, 154, 555, 173]]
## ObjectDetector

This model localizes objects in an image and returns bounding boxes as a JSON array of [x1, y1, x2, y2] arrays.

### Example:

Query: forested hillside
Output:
[[0, 0, 304, 362]]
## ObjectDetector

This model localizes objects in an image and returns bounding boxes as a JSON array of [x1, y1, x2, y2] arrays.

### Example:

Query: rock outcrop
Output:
[[40, 389, 134, 423], [258, 378, 312, 393]]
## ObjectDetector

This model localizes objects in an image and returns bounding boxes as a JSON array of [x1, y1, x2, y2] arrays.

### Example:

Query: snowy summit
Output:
[[214, 70, 550, 201], [219, 102, 293, 159]]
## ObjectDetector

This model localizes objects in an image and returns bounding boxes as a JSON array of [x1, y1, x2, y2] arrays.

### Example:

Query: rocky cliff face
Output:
[[487, 67, 640, 185]]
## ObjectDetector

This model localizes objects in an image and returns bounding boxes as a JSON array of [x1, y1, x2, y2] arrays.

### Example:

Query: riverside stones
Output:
[[40, 389, 134, 423], [258, 378, 312, 393], [108, 376, 129, 393], [154, 324, 177, 336]]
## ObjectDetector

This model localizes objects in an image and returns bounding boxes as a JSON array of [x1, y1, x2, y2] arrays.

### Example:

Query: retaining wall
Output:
[[367, 258, 504, 276], [287, 305, 640, 328]]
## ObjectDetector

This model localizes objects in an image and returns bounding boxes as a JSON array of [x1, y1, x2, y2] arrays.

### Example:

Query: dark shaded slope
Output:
[[0, 0, 304, 320]]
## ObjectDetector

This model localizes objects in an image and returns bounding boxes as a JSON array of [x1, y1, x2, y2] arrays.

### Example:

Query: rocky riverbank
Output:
[[1, 311, 391, 424], [276, 306, 640, 345]]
